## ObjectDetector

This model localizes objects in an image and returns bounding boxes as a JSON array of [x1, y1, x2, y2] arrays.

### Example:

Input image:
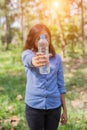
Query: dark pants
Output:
[[25, 104, 61, 130]]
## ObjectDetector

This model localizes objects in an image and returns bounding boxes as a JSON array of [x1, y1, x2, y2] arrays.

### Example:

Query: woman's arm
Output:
[[22, 50, 47, 68], [57, 55, 67, 125], [60, 93, 67, 125]]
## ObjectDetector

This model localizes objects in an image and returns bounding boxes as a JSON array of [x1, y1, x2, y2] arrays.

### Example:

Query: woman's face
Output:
[[35, 30, 50, 48]]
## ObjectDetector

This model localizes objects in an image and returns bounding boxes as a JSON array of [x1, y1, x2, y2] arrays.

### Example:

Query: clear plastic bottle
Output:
[[38, 34, 50, 74]]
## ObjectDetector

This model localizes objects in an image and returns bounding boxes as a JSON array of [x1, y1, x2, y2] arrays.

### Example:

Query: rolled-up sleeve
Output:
[[57, 56, 66, 94], [22, 50, 35, 68]]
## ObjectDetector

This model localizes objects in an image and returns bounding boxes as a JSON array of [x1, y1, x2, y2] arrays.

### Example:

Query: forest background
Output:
[[0, 0, 87, 130]]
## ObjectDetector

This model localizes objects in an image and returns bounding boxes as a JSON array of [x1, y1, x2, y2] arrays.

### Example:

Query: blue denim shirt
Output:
[[22, 49, 66, 110]]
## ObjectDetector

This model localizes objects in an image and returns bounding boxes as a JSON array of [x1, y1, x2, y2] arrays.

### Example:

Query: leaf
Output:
[[16, 94, 23, 101], [0, 87, 4, 92], [10, 116, 19, 127], [6, 105, 14, 112]]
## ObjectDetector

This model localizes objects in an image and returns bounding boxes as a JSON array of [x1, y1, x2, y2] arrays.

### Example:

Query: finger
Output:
[[39, 63, 46, 67], [36, 55, 48, 61], [42, 53, 52, 58], [61, 120, 65, 125], [39, 58, 48, 62], [64, 118, 67, 123], [36, 52, 44, 56], [36, 62, 46, 67], [61, 116, 65, 124], [36, 52, 52, 58], [61, 118, 67, 125], [36, 59, 47, 65], [63, 120, 67, 125]]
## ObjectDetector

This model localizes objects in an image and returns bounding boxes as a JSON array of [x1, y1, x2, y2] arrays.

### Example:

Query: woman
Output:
[[22, 24, 67, 130]]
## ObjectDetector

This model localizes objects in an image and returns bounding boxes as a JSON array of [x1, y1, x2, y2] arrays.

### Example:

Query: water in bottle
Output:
[[38, 34, 50, 74]]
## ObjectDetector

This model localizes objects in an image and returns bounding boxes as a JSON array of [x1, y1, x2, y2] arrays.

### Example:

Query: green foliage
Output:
[[0, 48, 87, 130], [0, 0, 87, 54], [0, 0, 87, 128]]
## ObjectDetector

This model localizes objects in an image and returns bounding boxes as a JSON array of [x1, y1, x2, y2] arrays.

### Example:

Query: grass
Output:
[[0, 47, 28, 130], [0, 47, 87, 130]]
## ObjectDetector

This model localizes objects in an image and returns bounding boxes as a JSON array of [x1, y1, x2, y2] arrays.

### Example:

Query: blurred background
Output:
[[0, 0, 87, 130]]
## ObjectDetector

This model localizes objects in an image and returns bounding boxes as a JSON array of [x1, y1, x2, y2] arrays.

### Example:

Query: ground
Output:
[[0, 48, 87, 130]]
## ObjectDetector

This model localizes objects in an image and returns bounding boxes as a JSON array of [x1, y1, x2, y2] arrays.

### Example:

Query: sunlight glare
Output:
[[53, 1, 60, 8]]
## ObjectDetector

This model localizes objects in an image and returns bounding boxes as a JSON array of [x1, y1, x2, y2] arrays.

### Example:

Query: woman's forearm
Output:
[[60, 93, 67, 125], [61, 93, 67, 112]]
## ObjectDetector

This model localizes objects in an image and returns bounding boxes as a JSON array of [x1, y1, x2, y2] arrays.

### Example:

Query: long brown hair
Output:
[[23, 24, 56, 57]]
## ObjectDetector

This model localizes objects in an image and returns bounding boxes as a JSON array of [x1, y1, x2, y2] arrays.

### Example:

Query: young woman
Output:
[[22, 24, 67, 130]]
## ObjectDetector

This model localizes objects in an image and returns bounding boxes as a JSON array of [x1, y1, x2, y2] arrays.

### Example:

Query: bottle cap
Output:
[[40, 34, 46, 39]]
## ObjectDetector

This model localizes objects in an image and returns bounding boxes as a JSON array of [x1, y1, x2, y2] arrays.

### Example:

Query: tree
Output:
[[0, 0, 16, 49], [0, 0, 87, 56]]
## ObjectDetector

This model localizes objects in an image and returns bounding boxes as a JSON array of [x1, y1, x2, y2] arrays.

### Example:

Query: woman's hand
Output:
[[61, 110, 67, 125], [32, 52, 52, 68], [60, 94, 67, 125]]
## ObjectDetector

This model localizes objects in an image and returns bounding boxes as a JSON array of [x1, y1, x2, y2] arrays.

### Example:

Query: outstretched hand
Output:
[[32, 52, 52, 68]]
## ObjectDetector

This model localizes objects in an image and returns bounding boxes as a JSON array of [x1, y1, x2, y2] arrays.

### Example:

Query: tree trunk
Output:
[[57, 16, 66, 58], [5, 15, 9, 50], [81, 0, 85, 56], [20, 0, 24, 44]]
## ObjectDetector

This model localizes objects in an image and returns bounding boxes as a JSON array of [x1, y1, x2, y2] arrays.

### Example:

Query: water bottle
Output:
[[38, 34, 50, 74]]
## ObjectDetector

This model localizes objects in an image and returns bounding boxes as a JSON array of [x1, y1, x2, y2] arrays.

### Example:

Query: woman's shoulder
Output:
[[22, 49, 35, 57], [22, 49, 33, 54]]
